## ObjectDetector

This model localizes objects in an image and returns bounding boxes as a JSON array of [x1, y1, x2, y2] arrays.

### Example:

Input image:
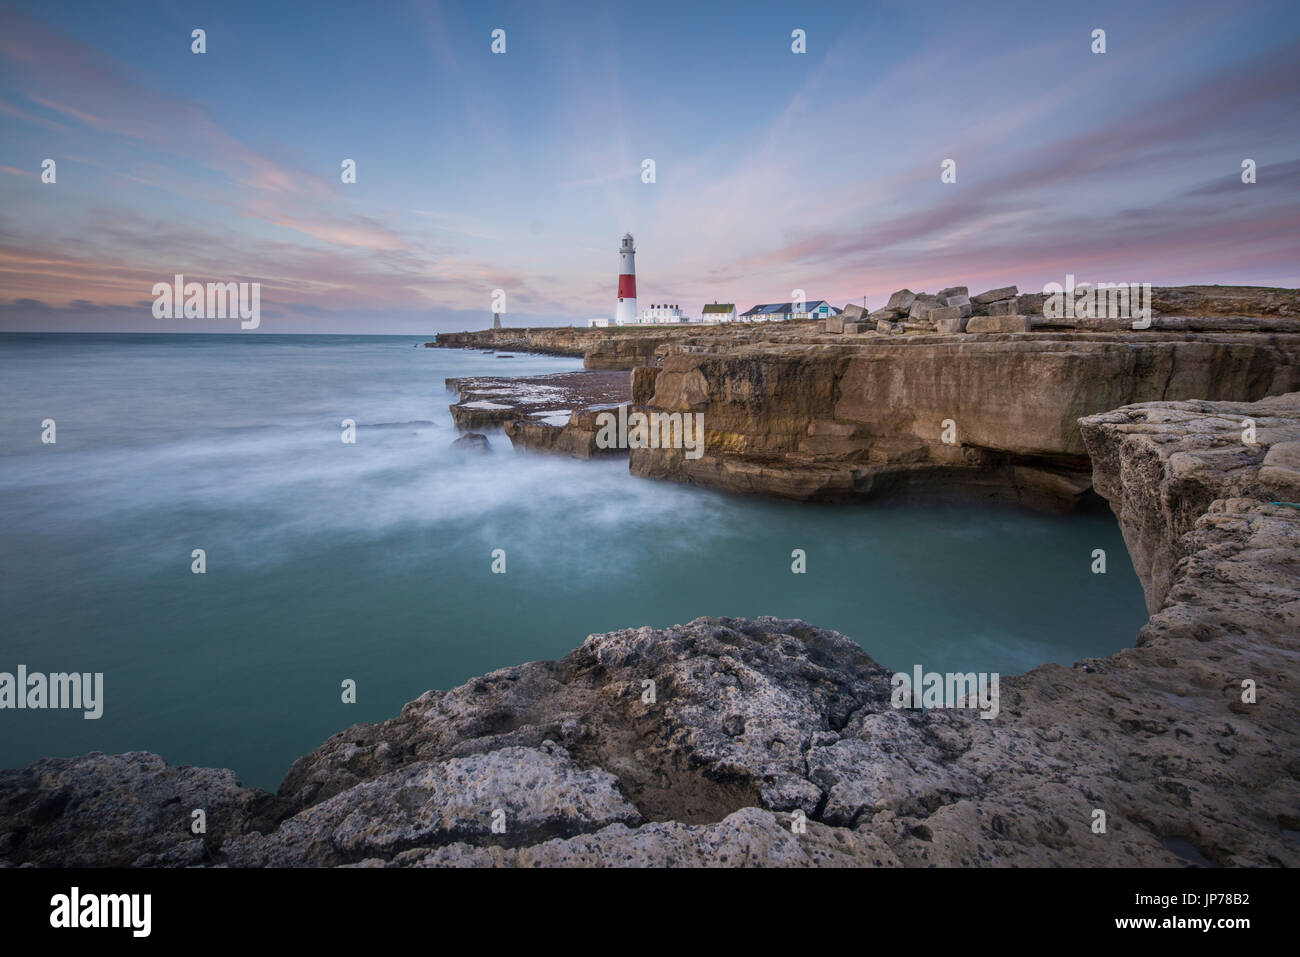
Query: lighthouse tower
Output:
[[615, 233, 637, 325]]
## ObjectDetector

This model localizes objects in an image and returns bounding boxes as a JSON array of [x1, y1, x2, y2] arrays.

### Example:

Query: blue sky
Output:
[[1, 0, 1298, 333]]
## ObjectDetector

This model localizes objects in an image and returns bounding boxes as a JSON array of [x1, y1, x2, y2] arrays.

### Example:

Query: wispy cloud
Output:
[[0, 0, 1296, 331]]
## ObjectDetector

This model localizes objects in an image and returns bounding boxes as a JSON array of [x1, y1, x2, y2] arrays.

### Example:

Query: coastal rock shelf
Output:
[[1, 394, 1296, 867], [430, 327, 683, 371], [446, 369, 643, 458], [446, 370, 629, 433]]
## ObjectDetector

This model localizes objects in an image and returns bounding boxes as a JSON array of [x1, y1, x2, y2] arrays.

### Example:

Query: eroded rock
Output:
[[451, 432, 490, 453], [222, 745, 640, 866]]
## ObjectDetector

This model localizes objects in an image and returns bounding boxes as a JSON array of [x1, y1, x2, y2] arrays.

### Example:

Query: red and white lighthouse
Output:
[[615, 233, 637, 325]]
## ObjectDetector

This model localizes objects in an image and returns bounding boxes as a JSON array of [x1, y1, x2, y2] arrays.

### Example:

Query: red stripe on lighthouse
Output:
[[618, 274, 636, 299]]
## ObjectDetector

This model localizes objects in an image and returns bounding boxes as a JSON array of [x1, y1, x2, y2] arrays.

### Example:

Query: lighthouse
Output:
[[615, 233, 637, 326]]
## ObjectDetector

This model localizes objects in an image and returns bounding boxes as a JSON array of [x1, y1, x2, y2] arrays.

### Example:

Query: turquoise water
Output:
[[0, 333, 1150, 791]]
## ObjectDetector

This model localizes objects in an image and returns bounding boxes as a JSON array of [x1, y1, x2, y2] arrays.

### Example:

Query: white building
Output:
[[636, 303, 689, 324], [588, 318, 610, 328], [700, 302, 737, 322]]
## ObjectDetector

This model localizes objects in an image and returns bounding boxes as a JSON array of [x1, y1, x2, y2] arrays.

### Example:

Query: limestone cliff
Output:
[[631, 333, 1300, 509], [1081, 391, 1300, 611]]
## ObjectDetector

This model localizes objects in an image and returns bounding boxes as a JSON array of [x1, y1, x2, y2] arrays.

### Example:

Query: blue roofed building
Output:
[[738, 300, 840, 322]]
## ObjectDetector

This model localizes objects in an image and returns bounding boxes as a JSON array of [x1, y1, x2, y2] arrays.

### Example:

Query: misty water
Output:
[[0, 333, 1150, 791]]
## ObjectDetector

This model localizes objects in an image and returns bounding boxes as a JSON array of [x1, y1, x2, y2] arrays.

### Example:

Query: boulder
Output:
[[966, 314, 1031, 333], [971, 286, 1018, 305], [940, 294, 971, 308], [222, 745, 643, 867], [840, 303, 868, 322], [876, 320, 894, 334], [907, 300, 937, 321], [928, 305, 962, 324], [1259, 440, 1300, 500], [935, 315, 967, 334], [825, 315, 845, 334], [0, 753, 274, 867], [842, 322, 871, 334], [885, 289, 917, 311], [1016, 292, 1046, 315], [989, 299, 1018, 316], [452, 433, 491, 453], [937, 286, 968, 299]]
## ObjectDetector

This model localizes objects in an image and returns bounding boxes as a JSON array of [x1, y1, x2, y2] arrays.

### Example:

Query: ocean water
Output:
[[0, 333, 1150, 791]]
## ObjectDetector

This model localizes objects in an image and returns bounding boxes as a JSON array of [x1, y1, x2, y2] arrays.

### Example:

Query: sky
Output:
[[1, 0, 1298, 334]]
